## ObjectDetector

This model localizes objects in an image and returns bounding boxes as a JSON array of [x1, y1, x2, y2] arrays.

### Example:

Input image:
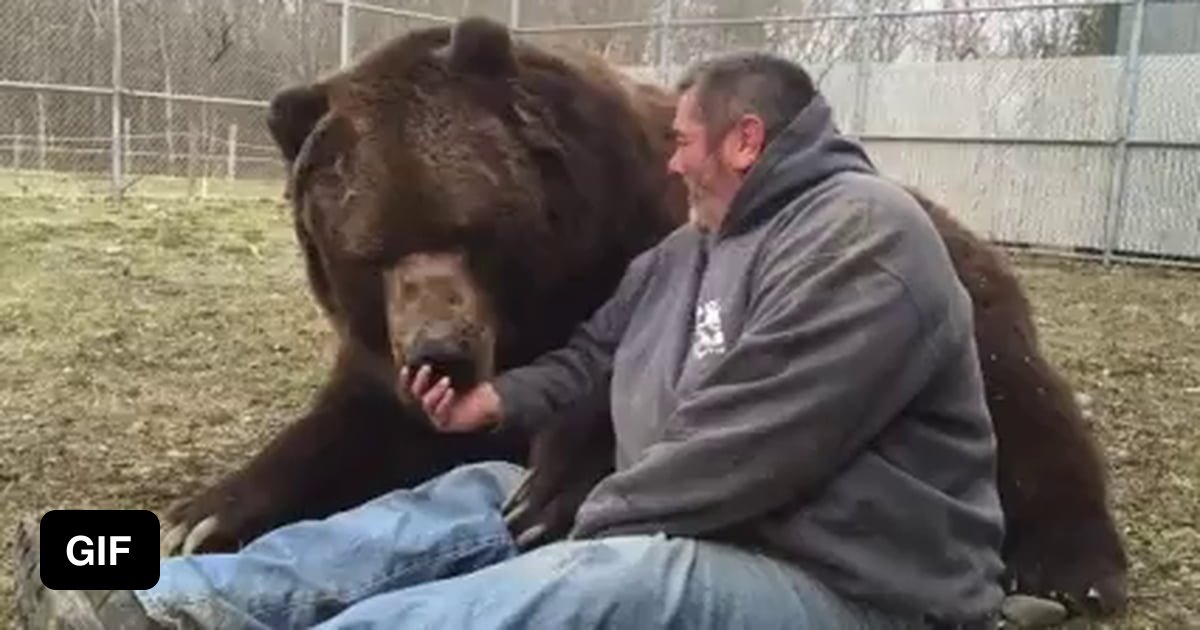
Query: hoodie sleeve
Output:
[[570, 196, 963, 540], [490, 246, 660, 434]]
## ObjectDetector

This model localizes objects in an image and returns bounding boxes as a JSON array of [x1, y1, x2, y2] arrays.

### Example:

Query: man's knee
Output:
[[439, 460, 528, 494], [361, 460, 526, 515]]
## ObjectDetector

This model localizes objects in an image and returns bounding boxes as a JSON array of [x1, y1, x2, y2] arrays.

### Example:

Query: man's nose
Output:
[[667, 151, 683, 175]]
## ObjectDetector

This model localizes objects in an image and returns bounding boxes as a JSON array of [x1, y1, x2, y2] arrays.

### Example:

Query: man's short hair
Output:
[[675, 51, 816, 147]]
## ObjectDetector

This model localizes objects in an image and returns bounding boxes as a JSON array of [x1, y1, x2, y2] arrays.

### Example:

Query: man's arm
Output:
[[491, 246, 660, 433], [571, 197, 965, 539]]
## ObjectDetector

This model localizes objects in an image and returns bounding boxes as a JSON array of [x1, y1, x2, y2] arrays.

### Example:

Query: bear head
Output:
[[266, 16, 683, 401]]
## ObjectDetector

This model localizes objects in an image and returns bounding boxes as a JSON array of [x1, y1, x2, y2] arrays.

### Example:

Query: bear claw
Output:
[[1001, 594, 1068, 628], [500, 470, 533, 518], [160, 515, 221, 557], [160, 522, 188, 557], [514, 523, 550, 549], [182, 515, 221, 555]]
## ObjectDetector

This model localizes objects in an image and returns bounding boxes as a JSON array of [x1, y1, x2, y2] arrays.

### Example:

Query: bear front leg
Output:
[[926, 199, 1131, 620], [159, 372, 406, 555], [160, 364, 528, 556], [986, 346, 1129, 618]]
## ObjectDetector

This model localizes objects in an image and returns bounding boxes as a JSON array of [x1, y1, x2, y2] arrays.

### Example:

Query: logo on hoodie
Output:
[[691, 300, 726, 359]]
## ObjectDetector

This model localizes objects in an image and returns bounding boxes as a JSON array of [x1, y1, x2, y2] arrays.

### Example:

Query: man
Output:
[[16, 52, 1005, 629]]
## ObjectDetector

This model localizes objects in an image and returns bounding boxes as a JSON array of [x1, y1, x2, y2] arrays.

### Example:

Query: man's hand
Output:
[[399, 365, 503, 433]]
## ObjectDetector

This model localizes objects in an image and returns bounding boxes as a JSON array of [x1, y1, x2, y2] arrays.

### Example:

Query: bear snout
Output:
[[405, 333, 480, 392]]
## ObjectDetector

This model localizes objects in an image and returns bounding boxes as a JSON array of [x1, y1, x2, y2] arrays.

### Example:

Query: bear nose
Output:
[[406, 335, 478, 391]]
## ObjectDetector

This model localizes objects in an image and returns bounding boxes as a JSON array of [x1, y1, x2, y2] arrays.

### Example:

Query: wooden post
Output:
[[165, 119, 176, 176], [187, 121, 198, 198], [36, 92, 47, 170], [226, 123, 237, 182], [123, 117, 132, 176], [200, 104, 209, 198], [159, 21, 175, 175], [12, 119, 21, 170]]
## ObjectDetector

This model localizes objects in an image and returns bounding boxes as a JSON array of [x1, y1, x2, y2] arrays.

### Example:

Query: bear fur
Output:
[[160, 16, 1127, 619]]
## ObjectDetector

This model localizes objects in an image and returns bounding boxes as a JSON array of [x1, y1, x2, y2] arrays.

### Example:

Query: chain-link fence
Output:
[[1, 0, 1198, 265], [0, 0, 336, 198]]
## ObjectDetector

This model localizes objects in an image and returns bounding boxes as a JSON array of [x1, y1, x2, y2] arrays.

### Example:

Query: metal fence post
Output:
[[110, 0, 123, 199], [1103, 0, 1147, 265], [340, 0, 352, 68], [657, 0, 674, 86], [851, 8, 874, 136]]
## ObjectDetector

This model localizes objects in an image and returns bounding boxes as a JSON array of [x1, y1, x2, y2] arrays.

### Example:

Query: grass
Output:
[[0, 167, 285, 200], [0, 185, 1197, 628]]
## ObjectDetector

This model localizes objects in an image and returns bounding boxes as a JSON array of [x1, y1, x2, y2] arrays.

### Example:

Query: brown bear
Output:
[[158, 16, 1127, 620], [159, 15, 680, 559]]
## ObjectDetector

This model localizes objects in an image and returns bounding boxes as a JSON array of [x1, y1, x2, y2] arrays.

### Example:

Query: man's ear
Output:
[[267, 83, 329, 164], [446, 16, 517, 78], [724, 113, 767, 172]]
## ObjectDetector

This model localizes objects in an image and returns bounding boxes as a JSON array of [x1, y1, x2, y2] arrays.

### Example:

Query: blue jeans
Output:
[[137, 462, 924, 629]]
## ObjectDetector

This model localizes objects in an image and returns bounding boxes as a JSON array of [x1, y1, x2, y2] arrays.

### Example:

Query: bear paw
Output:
[[499, 468, 588, 552], [159, 491, 254, 557], [1004, 528, 1129, 619], [500, 474, 565, 551]]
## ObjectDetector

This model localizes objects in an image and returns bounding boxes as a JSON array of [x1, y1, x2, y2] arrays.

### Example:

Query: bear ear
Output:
[[447, 16, 517, 78], [267, 83, 330, 164]]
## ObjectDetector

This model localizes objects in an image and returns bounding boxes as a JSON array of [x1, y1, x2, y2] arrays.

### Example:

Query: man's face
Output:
[[667, 87, 763, 232]]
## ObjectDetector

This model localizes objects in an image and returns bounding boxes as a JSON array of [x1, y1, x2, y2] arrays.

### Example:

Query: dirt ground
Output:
[[1, 192, 1197, 628]]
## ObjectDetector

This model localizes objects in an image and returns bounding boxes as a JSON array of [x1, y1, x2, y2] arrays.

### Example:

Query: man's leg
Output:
[[14, 461, 526, 630], [310, 533, 930, 630]]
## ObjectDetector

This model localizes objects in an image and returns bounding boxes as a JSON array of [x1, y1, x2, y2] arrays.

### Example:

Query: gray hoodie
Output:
[[492, 92, 1006, 623]]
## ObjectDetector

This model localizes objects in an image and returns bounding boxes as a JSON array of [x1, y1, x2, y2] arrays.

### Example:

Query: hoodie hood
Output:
[[719, 92, 877, 238]]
